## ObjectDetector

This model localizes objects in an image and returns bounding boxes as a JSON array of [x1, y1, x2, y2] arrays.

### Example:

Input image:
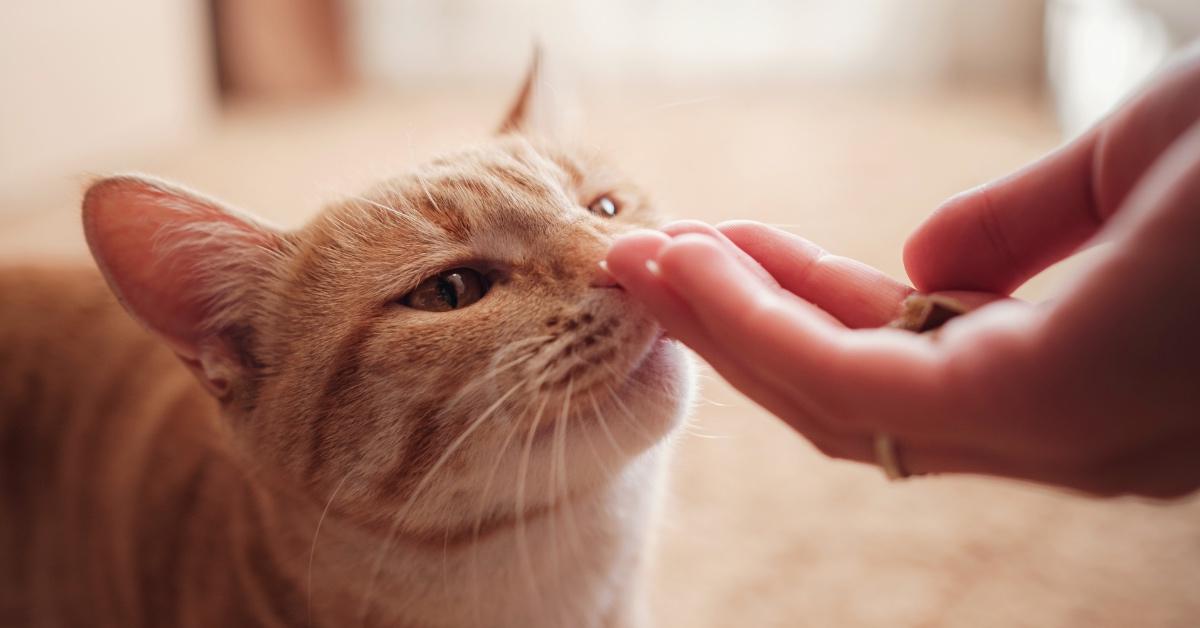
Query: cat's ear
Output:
[[82, 175, 285, 399], [497, 47, 576, 138]]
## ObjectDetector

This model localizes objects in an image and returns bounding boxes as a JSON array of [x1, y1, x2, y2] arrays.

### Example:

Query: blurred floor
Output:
[[2, 85, 1197, 627]]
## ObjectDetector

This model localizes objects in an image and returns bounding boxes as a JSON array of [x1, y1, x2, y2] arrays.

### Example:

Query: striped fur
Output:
[[1, 80, 694, 626]]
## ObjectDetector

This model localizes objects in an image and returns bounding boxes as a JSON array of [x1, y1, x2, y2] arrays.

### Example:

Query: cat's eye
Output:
[[588, 194, 619, 218], [402, 268, 489, 312]]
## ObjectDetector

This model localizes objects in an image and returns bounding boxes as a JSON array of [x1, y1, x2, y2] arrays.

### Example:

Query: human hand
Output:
[[605, 47, 1200, 498]]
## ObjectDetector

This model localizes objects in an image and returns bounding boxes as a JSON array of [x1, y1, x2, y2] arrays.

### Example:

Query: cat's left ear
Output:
[[497, 47, 577, 139], [82, 175, 286, 400]]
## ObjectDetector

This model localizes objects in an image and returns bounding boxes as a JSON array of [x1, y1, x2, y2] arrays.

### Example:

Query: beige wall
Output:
[[351, 0, 1045, 87], [0, 1, 215, 199]]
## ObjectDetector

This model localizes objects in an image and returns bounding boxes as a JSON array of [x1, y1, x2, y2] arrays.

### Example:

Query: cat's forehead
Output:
[[322, 138, 616, 243], [282, 135, 653, 311]]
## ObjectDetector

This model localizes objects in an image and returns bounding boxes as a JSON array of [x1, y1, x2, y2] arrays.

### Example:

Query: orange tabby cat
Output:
[[0, 58, 694, 627]]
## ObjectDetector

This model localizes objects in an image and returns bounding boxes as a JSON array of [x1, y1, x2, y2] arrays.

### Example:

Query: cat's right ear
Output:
[[82, 175, 285, 398], [497, 47, 577, 139]]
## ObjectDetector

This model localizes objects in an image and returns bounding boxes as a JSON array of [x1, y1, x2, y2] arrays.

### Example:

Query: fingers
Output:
[[660, 220, 781, 290], [903, 132, 1104, 295], [904, 46, 1200, 295], [608, 229, 1060, 484], [605, 229, 914, 455], [651, 234, 946, 425], [604, 230, 820, 426], [1091, 44, 1200, 225], [717, 220, 914, 328], [604, 229, 713, 346], [1039, 119, 1200, 369], [652, 233, 845, 376], [612, 226, 974, 432], [607, 229, 1057, 484]]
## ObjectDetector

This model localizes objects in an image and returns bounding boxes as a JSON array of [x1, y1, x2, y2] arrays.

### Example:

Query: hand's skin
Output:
[[606, 46, 1200, 498]]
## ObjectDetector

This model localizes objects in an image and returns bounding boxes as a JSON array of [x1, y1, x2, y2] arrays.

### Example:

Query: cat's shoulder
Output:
[[0, 263, 139, 348], [0, 262, 114, 316], [0, 262, 185, 422]]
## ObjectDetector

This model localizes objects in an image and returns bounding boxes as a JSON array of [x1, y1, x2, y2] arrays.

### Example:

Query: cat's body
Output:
[[0, 268, 667, 628], [1, 60, 693, 627]]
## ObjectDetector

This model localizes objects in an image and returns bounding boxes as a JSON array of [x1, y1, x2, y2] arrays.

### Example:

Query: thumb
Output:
[[905, 45, 1200, 295]]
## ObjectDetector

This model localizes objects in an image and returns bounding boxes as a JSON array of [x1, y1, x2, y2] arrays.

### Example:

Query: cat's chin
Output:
[[591, 333, 692, 450]]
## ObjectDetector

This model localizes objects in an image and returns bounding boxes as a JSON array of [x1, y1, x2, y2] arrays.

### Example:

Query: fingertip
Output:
[[902, 191, 981, 292], [658, 232, 730, 265], [605, 230, 678, 310], [900, 230, 935, 292], [655, 233, 765, 296], [661, 219, 719, 238], [607, 230, 671, 275], [611, 228, 671, 248]]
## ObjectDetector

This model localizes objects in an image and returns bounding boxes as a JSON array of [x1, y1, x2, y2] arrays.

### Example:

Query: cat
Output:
[[0, 55, 695, 628]]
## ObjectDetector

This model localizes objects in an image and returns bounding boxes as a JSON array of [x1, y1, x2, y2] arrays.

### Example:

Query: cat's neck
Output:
[[249, 444, 666, 628], [17, 381, 662, 628]]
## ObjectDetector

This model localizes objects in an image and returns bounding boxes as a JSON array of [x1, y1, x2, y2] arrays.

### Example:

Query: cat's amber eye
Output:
[[403, 268, 489, 312], [587, 194, 619, 218]]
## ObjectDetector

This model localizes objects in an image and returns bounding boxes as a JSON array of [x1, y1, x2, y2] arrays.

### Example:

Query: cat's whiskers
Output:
[[545, 388, 563, 583], [600, 372, 661, 445], [356, 377, 528, 626], [306, 471, 351, 628], [486, 336, 553, 378], [588, 392, 627, 460], [424, 338, 544, 432], [555, 379, 588, 569], [333, 342, 542, 626], [548, 379, 585, 575], [440, 529, 453, 609], [513, 395, 550, 601], [467, 400, 527, 628], [352, 331, 554, 619], [681, 418, 728, 440], [308, 350, 537, 626], [578, 392, 615, 476]]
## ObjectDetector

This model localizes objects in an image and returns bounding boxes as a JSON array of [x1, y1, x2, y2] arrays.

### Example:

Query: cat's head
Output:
[[82, 56, 693, 536]]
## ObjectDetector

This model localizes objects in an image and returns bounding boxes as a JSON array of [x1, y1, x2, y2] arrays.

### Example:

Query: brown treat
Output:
[[888, 293, 970, 334]]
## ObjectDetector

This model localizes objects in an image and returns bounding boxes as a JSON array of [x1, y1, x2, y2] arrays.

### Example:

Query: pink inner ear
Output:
[[83, 176, 272, 359]]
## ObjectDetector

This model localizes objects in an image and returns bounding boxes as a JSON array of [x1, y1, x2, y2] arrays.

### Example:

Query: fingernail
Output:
[[590, 260, 621, 288]]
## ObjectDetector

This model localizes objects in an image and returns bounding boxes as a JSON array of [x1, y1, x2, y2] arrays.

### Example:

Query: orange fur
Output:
[[0, 61, 694, 627]]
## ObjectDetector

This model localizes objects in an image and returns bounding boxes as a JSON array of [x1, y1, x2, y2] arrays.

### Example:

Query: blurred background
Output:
[[3, 1, 1199, 626]]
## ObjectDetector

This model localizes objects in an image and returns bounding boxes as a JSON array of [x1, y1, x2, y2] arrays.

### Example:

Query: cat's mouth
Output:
[[530, 325, 678, 442]]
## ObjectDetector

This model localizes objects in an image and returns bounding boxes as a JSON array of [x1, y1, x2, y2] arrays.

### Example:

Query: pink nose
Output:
[[590, 260, 622, 289]]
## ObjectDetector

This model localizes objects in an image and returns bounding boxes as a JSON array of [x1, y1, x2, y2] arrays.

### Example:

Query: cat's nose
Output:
[[590, 260, 623, 290]]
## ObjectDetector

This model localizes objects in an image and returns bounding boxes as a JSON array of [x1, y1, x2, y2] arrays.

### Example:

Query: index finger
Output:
[[654, 233, 948, 431], [717, 220, 914, 328]]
